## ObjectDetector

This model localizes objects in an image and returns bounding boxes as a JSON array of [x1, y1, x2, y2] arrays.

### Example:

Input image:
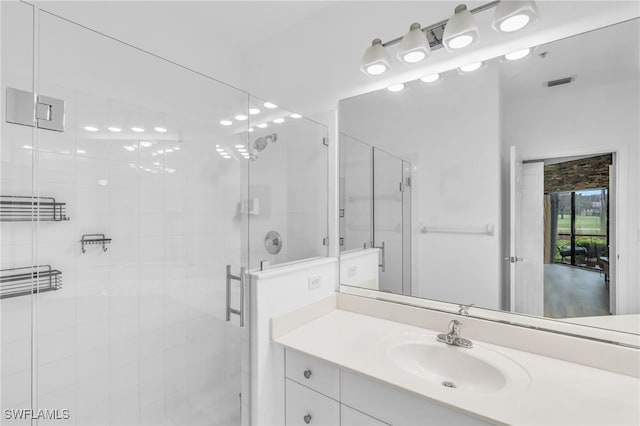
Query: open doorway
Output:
[[542, 154, 613, 318]]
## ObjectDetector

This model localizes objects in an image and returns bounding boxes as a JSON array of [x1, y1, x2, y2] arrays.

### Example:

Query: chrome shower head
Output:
[[252, 133, 278, 153]]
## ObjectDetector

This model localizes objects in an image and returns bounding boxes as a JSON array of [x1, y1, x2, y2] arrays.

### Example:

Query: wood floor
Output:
[[544, 264, 610, 319]]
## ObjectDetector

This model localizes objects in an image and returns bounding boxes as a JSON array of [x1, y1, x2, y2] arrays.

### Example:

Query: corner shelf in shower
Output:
[[0, 195, 70, 222], [0, 265, 62, 299]]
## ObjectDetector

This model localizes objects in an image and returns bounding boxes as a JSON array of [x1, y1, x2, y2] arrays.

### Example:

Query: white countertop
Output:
[[274, 309, 640, 426]]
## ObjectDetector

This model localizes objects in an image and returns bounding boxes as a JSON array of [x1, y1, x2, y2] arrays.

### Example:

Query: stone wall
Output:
[[544, 154, 612, 193]]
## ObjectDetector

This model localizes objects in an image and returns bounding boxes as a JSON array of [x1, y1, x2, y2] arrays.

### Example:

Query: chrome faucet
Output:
[[437, 320, 473, 348]]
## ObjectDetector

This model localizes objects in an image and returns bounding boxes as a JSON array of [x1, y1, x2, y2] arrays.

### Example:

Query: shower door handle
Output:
[[373, 242, 385, 272], [226, 265, 246, 327]]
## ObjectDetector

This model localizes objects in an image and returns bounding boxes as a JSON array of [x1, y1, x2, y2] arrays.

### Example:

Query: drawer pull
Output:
[[303, 414, 312, 424], [303, 369, 312, 379]]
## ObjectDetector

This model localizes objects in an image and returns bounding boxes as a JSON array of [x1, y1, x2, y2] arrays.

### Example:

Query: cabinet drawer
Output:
[[286, 349, 340, 399], [286, 379, 340, 426], [341, 404, 390, 426]]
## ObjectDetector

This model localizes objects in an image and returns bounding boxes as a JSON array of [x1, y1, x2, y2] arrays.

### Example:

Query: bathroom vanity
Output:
[[272, 294, 640, 425]]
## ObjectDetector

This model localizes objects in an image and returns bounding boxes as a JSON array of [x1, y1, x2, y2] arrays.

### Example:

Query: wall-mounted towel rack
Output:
[[420, 223, 495, 236], [0, 195, 69, 222], [81, 234, 112, 253], [0, 265, 62, 299]]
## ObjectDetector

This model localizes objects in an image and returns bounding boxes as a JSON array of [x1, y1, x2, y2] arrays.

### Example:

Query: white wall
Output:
[[340, 68, 502, 310], [502, 78, 640, 314]]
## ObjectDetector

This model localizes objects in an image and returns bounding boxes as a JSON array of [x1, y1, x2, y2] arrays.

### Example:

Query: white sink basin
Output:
[[380, 332, 531, 394]]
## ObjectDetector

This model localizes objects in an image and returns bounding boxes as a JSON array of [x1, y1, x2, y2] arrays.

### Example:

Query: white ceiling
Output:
[[31, 1, 640, 122]]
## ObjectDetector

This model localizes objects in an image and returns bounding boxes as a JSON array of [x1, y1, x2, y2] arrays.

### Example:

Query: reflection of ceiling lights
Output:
[[249, 108, 260, 115], [139, 141, 153, 147], [360, 1, 539, 76], [264, 102, 277, 109], [124, 145, 136, 152], [131, 127, 144, 132], [459, 61, 483, 72], [235, 144, 245, 148], [420, 73, 440, 83], [257, 123, 268, 129], [397, 23, 431, 64], [154, 126, 167, 133], [492, 0, 539, 33], [84, 126, 99, 132], [220, 120, 233, 126], [504, 47, 531, 61], [108, 126, 122, 132], [273, 118, 285, 124], [248, 128, 254, 132], [387, 83, 405, 93], [290, 113, 302, 119], [234, 114, 248, 121]]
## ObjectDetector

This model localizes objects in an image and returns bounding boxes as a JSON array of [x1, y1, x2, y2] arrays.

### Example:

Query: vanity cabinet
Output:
[[284, 349, 488, 426]]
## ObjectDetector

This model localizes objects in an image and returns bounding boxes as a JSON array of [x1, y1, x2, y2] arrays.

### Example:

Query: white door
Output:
[[509, 147, 544, 315], [609, 164, 617, 314]]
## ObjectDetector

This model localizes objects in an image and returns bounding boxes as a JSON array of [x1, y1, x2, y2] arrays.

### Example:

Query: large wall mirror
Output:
[[338, 18, 639, 342]]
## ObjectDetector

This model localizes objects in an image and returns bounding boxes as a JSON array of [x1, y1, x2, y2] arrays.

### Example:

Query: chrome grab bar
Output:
[[226, 265, 246, 327], [373, 241, 385, 272]]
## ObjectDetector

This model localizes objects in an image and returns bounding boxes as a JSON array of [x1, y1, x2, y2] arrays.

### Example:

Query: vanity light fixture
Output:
[[219, 120, 233, 126], [492, 0, 539, 33], [273, 118, 285, 124], [83, 126, 99, 132], [290, 113, 302, 119], [154, 126, 167, 133], [420, 73, 441, 83], [459, 61, 483, 72], [359, 1, 539, 76], [397, 23, 431, 64], [249, 108, 260, 115], [361, 38, 392, 76], [264, 102, 277, 109], [387, 83, 405, 93], [107, 126, 122, 132], [504, 47, 532, 61], [443, 5, 479, 51]]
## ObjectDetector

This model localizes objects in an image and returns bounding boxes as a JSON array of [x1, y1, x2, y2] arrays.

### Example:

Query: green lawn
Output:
[[557, 215, 605, 234]]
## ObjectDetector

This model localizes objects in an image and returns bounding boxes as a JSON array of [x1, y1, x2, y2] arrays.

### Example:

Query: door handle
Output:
[[226, 265, 246, 327], [373, 241, 385, 272]]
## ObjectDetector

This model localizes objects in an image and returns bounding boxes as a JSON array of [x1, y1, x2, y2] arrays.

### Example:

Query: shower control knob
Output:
[[304, 414, 312, 424], [303, 369, 312, 379]]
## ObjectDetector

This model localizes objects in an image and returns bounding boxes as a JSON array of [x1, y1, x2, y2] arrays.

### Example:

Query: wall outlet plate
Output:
[[308, 275, 322, 289]]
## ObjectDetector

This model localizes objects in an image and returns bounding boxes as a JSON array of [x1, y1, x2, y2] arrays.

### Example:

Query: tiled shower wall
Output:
[[248, 112, 328, 269], [2, 4, 248, 425]]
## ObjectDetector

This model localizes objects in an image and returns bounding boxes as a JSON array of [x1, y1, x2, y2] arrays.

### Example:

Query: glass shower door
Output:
[[34, 10, 248, 425], [373, 148, 404, 295]]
